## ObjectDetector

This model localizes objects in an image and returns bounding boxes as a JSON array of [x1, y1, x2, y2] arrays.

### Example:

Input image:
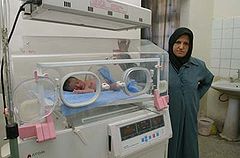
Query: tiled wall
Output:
[[210, 16, 240, 79]]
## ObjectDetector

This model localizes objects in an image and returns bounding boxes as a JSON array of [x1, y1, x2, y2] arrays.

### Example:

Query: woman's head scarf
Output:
[[168, 27, 193, 71]]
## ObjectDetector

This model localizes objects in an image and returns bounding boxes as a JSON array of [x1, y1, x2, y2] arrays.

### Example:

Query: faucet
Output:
[[237, 69, 240, 79], [230, 69, 240, 82]]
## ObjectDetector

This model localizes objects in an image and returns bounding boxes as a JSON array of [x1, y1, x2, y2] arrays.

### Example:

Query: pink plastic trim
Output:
[[154, 89, 169, 111], [19, 115, 56, 143]]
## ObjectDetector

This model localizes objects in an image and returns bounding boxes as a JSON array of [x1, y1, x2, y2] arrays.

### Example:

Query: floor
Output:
[[199, 134, 240, 158], [0, 107, 240, 158]]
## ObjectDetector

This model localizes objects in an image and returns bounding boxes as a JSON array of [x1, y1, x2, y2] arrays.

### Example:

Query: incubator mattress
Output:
[[61, 90, 133, 116]]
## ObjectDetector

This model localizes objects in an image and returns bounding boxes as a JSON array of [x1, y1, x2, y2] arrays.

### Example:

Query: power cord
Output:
[[8, 0, 42, 43], [1, 58, 7, 124], [1, 0, 42, 124]]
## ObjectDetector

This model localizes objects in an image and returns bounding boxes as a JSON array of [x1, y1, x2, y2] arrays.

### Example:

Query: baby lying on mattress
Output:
[[63, 66, 130, 93], [62, 66, 139, 94], [63, 76, 121, 93]]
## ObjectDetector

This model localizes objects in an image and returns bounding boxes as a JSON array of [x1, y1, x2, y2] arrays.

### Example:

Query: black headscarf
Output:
[[168, 27, 194, 71]]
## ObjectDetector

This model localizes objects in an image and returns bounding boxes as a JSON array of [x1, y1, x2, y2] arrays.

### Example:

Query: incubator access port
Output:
[[13, 77, 57, 124]]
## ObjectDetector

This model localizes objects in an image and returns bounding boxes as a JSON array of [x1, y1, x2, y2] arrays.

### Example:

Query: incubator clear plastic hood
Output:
[[11, 37, 169, 121], [21, 0, 151, 30]]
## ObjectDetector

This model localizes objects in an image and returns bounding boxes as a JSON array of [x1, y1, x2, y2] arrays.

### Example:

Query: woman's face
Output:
[[173, 35, 190, 58]]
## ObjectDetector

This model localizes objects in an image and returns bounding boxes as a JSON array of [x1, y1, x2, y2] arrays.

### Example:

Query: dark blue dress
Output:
[[168, 57, 214, 158]]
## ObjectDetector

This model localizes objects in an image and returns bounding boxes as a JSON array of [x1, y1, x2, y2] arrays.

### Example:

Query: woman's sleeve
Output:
[[198, 63, 214, 98]]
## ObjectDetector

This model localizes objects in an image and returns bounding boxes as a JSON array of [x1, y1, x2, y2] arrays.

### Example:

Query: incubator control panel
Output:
[[108, 109, 172, 158], [120, 115, 164, 141]]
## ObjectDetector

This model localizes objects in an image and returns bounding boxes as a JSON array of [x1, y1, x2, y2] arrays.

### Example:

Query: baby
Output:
[[63, 77, 122, 94]]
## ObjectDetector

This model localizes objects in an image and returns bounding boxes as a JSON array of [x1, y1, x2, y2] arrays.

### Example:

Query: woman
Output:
[[167, 27, 214, 158]]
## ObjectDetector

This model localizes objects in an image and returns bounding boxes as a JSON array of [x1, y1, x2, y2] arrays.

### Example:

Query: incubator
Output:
[[1, 37, 172, 158]]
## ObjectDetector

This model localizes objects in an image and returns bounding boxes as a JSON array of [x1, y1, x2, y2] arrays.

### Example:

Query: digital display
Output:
[[120, 124, 137, 141], [120, 115, 165, 141], [137, 119, 151, 134], [151, 115, 164, 130]]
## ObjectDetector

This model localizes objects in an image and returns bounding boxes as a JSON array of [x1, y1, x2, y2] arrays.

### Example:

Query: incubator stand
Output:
[[2, 37, 172, 158]]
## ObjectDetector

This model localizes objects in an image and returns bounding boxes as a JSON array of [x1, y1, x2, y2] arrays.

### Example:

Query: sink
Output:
[[211, 80, 240, 97], [211, 79, 240, 141]]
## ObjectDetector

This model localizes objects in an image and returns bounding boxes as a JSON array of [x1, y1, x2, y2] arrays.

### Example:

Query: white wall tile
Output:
[[232, 39, 240, 48], [212, 29, 222, 39], [210, 59, 220, 68], [210, 67, 219, 76], [223, 17, 234, 29], [231, 59, 240, 69], [232, 49, 240, 59], [220, 48, 231, 59], [211, 48, 221, 58], [234, 16, 240, 28], [212, 16, 240, 79], [233, 28, 240, 38], [221, 39, 232, 48], [212, 18, 222, 29], [232, 48, 240, 60], [220, 59, 231, 68], [211, 39, 222, 48], [222, 29, 233, 39], [230, 69, 239, 78], [219, 68, 230, 78]]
